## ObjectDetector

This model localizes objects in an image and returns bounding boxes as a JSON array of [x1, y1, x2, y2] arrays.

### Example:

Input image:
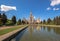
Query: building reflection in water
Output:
[[28, 25, 34, 35], [36, 25, 41, 31]]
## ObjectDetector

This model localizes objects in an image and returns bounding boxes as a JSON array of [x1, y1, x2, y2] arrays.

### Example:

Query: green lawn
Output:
[[0, 25, 27, 36]]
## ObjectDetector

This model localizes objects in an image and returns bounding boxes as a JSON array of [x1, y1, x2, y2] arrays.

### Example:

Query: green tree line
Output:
[[0, 13, 60, 26], [0, 13, 28, 26], [41, 16, 60, 25]]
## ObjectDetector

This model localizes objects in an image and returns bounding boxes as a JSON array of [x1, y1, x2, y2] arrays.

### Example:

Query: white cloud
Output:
[[50, 0, 60, 6], [46, 7, 60, 11], [0, 5, 16, 12], [47, 7, 51, 10], [53, 8, 59, 10], [46, 0, 60, 11]]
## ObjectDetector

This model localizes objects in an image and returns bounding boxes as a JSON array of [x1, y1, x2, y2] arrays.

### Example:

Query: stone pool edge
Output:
[[0, 26, 28, 41]]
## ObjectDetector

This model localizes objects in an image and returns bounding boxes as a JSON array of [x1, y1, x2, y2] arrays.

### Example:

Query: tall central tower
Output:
[[29, 11, 34, 24]]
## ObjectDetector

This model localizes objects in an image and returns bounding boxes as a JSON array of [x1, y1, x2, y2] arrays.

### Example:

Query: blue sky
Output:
[[0, 0, 60, 21]]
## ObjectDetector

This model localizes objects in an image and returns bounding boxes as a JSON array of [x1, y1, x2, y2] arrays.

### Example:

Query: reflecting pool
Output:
[[11, 25, 60, 41]]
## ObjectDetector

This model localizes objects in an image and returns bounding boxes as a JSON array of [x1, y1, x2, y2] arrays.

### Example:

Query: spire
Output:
[[30, 10, 32, 17]]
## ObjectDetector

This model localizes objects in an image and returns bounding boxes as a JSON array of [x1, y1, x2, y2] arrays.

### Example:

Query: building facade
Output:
[[29, 11, 40, 24]]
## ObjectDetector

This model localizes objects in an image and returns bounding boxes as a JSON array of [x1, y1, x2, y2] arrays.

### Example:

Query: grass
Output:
[[37, 24, 60, 27], [0, 25, 27, 36]]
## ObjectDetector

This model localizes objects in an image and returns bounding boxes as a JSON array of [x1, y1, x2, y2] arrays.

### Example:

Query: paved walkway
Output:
[[0, 25, 22, 30], [0, 26, 27, 41], [0, 26, 14, 30]]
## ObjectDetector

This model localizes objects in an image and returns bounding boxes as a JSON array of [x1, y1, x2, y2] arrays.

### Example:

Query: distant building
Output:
[[36, 18, 40, 24], [29, 11, 41, 24], [29, 11, 34, 24]]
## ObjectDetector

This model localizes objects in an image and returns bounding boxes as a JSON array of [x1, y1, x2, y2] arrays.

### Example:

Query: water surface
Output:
[[11, 25, 60, 41]]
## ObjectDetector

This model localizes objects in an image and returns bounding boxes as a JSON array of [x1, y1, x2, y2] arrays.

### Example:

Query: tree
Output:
[[55, 16, 59, 25], [58, 16, 60, 25], [43, 20, 46, 24], [52, 16, 60, 25], [2, 13, 7, 25], [40, 21, 42, 24], [22, 20, 25, 24], [56, 16, 60, 25], [0, 13, 3, 26], [47, 18, 52, 24], [17, 19, 21, 25], [0, 13, 1, 18], [53, 17, 56, 24], [21, 18, 28, 24], [11, 16, 16, 25]]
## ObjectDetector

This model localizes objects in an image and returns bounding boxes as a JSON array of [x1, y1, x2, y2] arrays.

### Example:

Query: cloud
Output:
[[47, 7, 51, 10], [46, 7, 60, 11], [0, 5, 16, 12], [50, 0, 60, 6], [46, 0, 60, 11], [53, 8, 59, 10]]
